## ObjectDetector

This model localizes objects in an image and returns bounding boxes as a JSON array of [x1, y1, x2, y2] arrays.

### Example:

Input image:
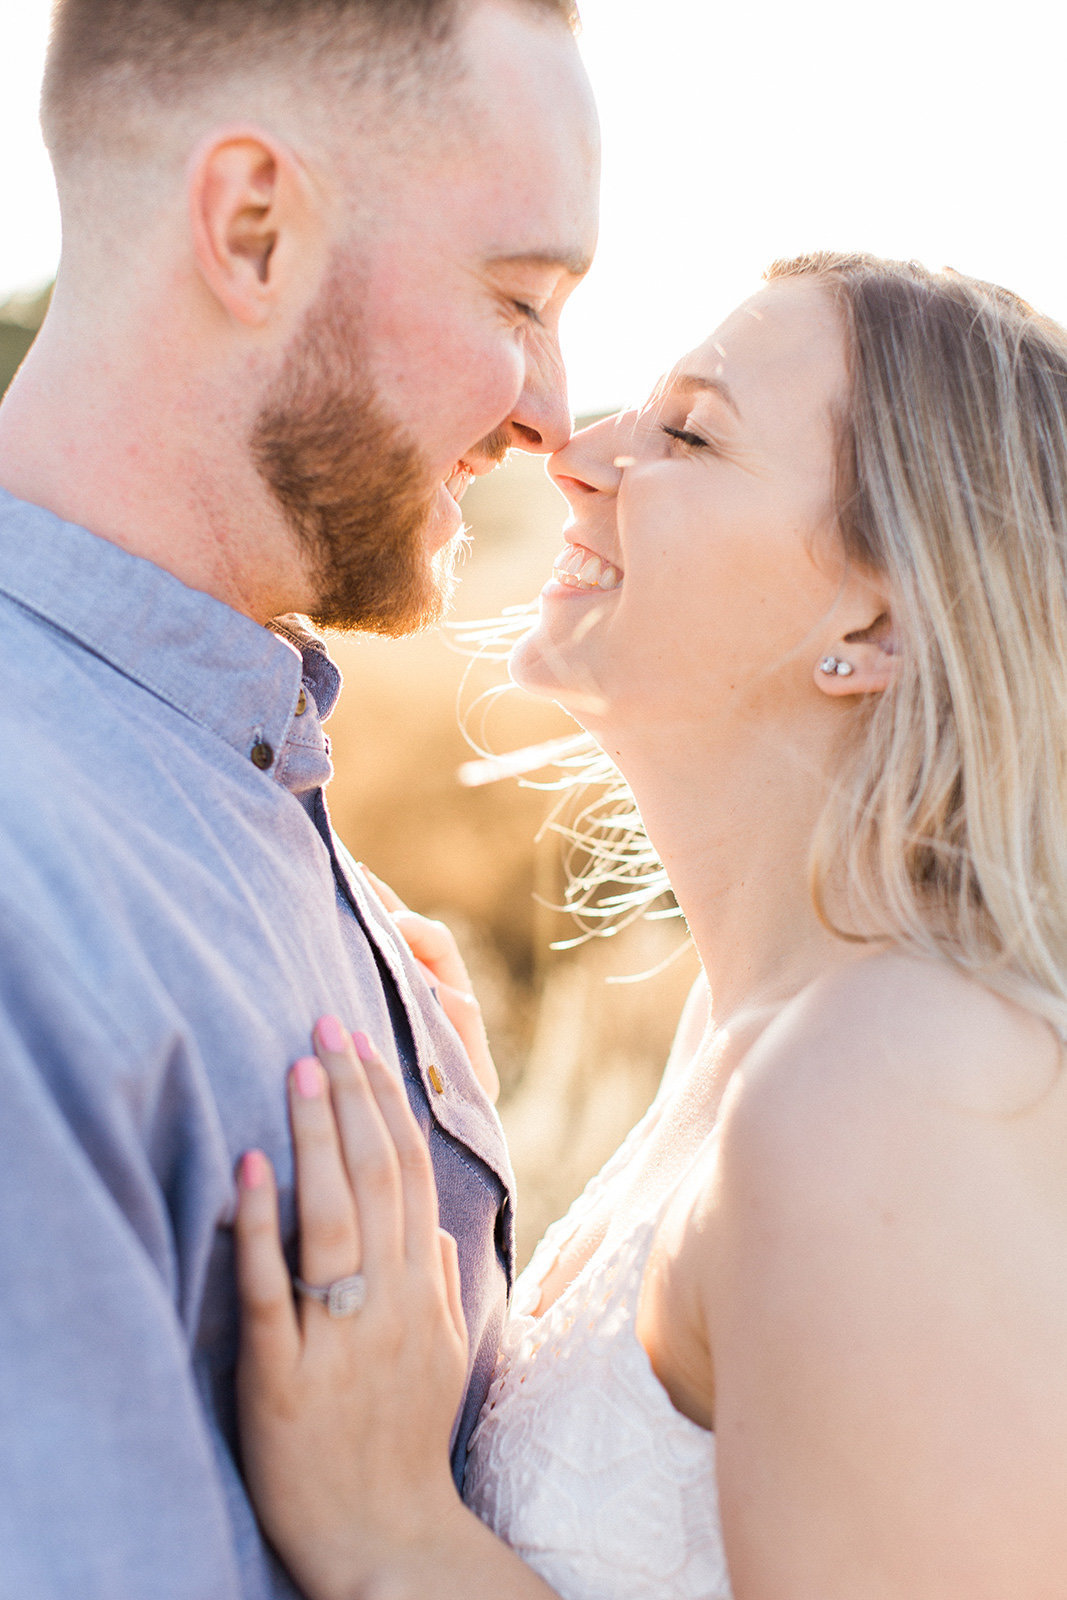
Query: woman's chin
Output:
[[507, 626, 562, 697], [508, 625, 611, 727]]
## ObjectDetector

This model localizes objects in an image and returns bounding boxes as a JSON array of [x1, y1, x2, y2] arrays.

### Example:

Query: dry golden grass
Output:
[[325, 451, 699, 1263]]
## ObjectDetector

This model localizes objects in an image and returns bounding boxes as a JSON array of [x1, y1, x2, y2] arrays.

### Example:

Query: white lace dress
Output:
[[464, 1113, 733, 1600]]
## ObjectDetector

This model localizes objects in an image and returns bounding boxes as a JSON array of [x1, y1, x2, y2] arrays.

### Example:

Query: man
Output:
[[0, 1, 598, 1593]]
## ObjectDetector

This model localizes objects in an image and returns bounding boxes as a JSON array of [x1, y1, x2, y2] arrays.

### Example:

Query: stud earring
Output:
[[819, 655, 854, 678]]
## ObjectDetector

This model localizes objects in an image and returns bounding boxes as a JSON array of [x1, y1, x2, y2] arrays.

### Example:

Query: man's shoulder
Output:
[[0, 619, 124, 847], [0, 580, 207, 825], [0, 606, 188, 966], [0, 584, 123, 748]]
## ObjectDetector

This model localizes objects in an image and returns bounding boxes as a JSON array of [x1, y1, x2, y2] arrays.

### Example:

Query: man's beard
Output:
[[252, 264, 457, 636]]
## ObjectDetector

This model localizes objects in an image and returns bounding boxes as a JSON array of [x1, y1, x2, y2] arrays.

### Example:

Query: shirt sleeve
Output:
[[0, 904, 247, 1600]]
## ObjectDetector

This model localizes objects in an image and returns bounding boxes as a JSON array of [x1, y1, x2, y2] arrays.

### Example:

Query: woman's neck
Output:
[[607, 712, 856, 1029]]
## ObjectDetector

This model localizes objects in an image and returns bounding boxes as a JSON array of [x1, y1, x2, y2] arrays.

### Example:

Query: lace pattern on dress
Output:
[[464, 1121, 733, 1600]]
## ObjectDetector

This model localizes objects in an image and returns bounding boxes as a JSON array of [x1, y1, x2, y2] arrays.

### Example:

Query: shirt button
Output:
[[428, 1064, 445, 1094], [296, 688, 308, 715], [250, 741, 275, 770]]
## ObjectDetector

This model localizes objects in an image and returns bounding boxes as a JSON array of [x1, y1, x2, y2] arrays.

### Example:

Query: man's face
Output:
[[254, 0, 600, 633], [253, 253, 464, 635]]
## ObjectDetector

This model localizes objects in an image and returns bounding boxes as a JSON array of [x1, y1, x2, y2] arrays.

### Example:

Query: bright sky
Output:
[[2, 0, 1065, 414]]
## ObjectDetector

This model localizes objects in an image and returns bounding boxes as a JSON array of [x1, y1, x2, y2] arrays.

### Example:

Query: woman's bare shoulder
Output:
[[735, 948, 1061, 1128], [694, 950, 1067, 1288]]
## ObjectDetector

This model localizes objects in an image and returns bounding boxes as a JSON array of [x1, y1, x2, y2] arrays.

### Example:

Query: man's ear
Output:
[[188, 127, 322, 326], [814, 609, 899, 698]]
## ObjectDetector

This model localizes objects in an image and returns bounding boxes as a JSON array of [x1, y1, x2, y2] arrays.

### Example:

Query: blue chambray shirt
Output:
[[0, 488, 515, 1600]]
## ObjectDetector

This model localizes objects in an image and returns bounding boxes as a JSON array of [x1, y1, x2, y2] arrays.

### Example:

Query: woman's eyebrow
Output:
[[674, 372, 741, 417]]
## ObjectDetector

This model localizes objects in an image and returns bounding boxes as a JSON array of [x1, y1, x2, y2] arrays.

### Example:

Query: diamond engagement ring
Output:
[[293, 1272, 367, 1317]]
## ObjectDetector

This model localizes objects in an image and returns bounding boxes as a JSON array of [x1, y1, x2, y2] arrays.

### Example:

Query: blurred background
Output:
[[2, 0, 1065, 1258]]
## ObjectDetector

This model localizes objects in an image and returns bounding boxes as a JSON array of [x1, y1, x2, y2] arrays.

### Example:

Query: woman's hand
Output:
[[361, 867, 500, 1103], [234, 1019, 469, 1600]]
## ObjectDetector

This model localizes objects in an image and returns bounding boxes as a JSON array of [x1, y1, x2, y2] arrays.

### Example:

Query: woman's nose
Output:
[[548, 410, 638, 498]]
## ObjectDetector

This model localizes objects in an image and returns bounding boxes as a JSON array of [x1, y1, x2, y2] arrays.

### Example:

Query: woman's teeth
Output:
[[552, 543, 624, 592]]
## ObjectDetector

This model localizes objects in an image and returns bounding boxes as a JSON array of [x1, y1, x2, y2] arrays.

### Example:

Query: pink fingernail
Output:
[[351, 1031, 376, 1063], [316, 1015, 348, 1054], [241, 1150, 267, 1189], [293, 1057, 324, 1099]]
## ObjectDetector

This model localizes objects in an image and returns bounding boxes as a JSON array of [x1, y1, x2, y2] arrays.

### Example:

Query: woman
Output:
[[233, 253, 1067, 1599]]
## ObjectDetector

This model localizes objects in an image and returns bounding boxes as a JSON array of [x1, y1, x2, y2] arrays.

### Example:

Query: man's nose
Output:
[[506, 334, 572, 455]]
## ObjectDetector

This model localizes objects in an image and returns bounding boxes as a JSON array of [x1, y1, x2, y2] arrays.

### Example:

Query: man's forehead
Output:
[[454, 0, 598, 153]]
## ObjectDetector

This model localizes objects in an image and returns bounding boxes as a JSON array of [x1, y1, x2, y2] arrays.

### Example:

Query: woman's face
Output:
[[510, 279, 854, 739]]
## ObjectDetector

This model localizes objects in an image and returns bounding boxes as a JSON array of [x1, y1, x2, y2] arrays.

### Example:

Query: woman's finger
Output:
[[416, 957, 441, 996], [359, 864, 408, 915], [313, 1017, 404, 1277], [288, 1055, 362, 1295], [234, 1149, 301, 1374], [360, 867, 472, 991], [430, 981, 500, 1103], [359, 874, 492, 1093], [351, 1032, 444, 1268], [438, 1227, 468, 1351], [395, 911, 469, 983]]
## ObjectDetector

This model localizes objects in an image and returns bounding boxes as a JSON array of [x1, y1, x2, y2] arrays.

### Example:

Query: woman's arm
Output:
[[701, 955, 1067, 1599], [234, 1020, 560, 1600]]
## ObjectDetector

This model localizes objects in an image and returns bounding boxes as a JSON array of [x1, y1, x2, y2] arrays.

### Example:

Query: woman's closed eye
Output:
[[661, 423, 713, 451]]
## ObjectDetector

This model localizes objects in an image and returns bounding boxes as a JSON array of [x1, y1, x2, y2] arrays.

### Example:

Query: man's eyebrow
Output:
[[675, 372, 741, 417], [487, 249, 594, 279]]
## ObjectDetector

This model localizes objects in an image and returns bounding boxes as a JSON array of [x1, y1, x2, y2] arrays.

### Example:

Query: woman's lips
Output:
[[551, 541, 624, 592]]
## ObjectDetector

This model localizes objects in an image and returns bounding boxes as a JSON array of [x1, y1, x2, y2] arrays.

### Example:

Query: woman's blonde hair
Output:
[[764, 253, 1067, 1030], [475, 253, 1067, 1020]]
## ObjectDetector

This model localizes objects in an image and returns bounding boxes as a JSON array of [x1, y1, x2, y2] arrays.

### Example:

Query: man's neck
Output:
[[0, 301, 304, 625]]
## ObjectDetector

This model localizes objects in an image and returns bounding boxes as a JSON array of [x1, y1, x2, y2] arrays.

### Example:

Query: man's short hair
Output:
[[41, 0, 579, 165]]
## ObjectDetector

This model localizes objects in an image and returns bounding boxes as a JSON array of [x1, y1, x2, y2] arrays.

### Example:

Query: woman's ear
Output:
[[814, 610, 898, 698], [188, 127, 321, 327]]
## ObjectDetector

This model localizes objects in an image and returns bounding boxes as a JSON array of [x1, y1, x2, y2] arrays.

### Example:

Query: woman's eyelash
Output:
[[514, 301, 544, 327], [661, 424, 708, 450]]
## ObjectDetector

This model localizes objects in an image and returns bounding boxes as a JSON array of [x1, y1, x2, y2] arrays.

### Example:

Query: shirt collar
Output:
[[269, 614, 341, 721], [0, 488, 342, 785]]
